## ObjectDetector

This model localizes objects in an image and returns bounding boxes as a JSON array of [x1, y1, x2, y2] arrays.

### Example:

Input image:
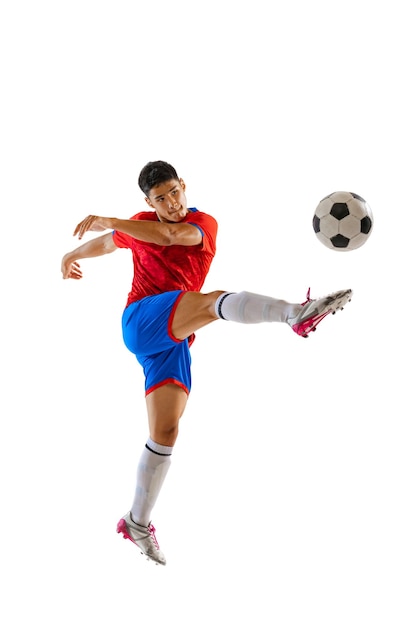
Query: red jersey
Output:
[[112, 208, 218, 307]]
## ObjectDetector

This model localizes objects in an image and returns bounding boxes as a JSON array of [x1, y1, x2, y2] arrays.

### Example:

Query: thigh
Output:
[[146, 384, 189, 446], [122, 290, 184, 356], [140, 339, 192, 396]]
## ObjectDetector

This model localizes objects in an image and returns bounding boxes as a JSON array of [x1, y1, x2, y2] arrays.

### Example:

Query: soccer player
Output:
[[61, 160, 352, 566]]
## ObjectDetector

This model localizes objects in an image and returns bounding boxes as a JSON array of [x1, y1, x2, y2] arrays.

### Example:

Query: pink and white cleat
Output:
[[288, 288, 353, 338], [117, 512, 166, 565]]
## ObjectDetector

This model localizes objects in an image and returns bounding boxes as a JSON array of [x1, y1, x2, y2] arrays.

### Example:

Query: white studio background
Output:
[[1, 1, 417, 625]]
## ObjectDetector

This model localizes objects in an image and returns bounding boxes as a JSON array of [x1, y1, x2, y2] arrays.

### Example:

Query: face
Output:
[[145, 178, 188, 222]]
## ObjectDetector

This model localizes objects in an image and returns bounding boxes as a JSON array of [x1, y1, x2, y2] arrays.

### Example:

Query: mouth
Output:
[[170, 206, 184, 216]]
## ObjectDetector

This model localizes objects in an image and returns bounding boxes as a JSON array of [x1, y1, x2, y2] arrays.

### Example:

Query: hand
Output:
[[61, 255, 83, 280], [73, 215, 113, 240]]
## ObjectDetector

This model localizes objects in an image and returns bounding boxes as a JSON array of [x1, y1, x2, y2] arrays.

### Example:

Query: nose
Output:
[[168, 199, 179, 211]]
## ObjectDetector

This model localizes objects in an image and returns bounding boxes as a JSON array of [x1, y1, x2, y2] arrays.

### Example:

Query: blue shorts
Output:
[[121, 290, 192, 396]]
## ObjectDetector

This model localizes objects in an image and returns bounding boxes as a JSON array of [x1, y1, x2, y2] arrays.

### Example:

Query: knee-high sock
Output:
[[215, 291, 301, 323], [130, 438, 173, 526]]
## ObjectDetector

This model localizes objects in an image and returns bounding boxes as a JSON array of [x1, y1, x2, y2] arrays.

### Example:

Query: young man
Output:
[[61, 160, 352, 566]]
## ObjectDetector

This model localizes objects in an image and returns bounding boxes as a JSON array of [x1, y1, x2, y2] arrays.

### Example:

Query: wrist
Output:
[[106, 217, 117, 231], [64, 251, 77, 263]]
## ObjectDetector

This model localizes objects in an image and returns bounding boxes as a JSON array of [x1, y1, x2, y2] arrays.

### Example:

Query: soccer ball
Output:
[[312, 191, 373, 251]]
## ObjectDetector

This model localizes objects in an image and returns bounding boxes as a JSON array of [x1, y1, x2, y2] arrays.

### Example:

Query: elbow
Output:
[[159, 225, 179, 246], [102, 233, 117, 254], [159, 232, 173, 246]]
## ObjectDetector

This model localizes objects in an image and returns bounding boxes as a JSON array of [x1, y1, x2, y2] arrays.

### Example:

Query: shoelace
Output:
[[295, 287, 330, 337], [147, 523, 160, 550], [301, 287, 312, 306]]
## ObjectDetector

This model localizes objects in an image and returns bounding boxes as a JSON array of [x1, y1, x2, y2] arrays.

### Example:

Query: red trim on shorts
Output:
[[145, 378, 190, 397], [167, 291, 187, 343]]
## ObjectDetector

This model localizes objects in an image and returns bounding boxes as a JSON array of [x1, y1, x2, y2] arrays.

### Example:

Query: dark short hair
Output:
[[138, 161, 180, 196]]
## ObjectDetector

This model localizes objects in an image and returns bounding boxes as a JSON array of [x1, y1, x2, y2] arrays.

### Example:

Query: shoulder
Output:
[[186, 208, 218, 227], [185, 208, 217, 252]]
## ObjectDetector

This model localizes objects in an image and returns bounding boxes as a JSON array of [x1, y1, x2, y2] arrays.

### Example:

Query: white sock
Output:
[[215, 291, 301, 324], [130, 438, 173, 526]]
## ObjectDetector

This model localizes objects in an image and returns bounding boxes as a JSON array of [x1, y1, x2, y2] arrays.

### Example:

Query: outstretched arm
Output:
[[61, 231, 118, 280], [73, 215, 202, 246]]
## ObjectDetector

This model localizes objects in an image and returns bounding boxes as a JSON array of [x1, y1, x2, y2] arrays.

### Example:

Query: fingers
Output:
[[73, 215, 108, 239], [73, 215, 97, 239], [62, 261, 83, 280]]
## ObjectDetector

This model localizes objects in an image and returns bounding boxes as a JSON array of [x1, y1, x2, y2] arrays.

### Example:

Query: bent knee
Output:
[[203, 290, 229, 317]]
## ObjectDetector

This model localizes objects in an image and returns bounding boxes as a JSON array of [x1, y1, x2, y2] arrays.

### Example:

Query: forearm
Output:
[[64, 233, 116, 262], [110, 218, 174, 245]]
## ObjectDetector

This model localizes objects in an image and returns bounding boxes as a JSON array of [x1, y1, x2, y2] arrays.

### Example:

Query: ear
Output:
[[179, 178, 186, 192], [145, 196, 153, 208]]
